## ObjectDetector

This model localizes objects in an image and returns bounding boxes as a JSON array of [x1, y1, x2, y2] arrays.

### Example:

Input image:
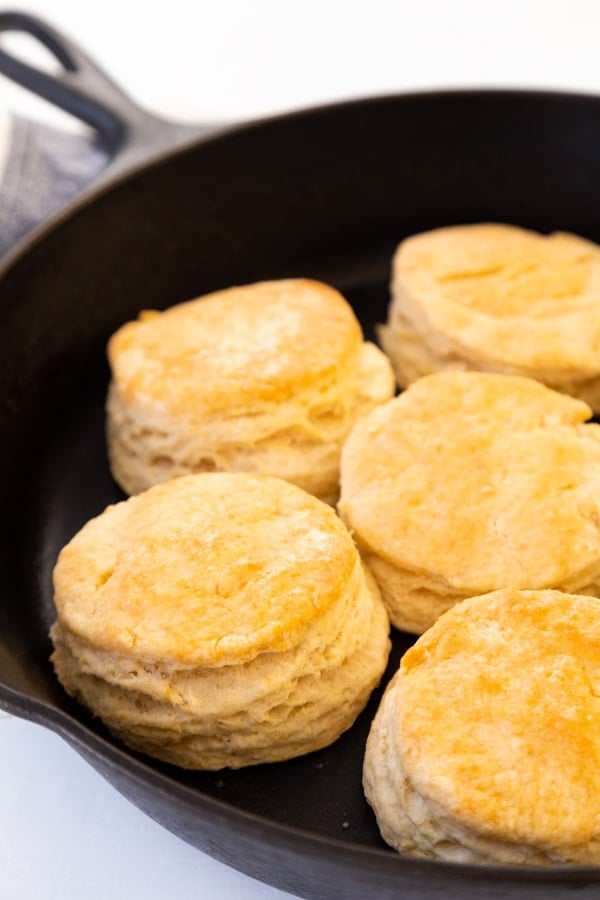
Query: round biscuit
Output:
[[364, 588, 600, 865]]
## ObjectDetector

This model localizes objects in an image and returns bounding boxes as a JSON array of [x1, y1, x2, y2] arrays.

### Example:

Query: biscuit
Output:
[[363, 588, 600, 865], [379, 224, 600, 410], [50, 472, 390, 769], [338, 371, 600, 633], [106, 278, 395, 504]]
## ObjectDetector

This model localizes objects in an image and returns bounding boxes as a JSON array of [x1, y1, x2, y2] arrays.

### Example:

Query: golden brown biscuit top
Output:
[[393, 224, 600, 371], [396, 589, 600, 847], [338, 372, 600, 593], [107, 279, 362, 415], [53, 473, 357, 666]]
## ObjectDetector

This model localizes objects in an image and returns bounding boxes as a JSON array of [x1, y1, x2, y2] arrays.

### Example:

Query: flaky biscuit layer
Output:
[[51, 573, 389, 768]]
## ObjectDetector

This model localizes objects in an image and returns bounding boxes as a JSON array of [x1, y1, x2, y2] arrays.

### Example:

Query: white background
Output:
[[1, 1, 600, 898]]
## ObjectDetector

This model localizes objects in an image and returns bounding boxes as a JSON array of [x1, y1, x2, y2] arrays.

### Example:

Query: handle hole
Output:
[[0, 32, 64, 76], [1, 32, 91, 133]]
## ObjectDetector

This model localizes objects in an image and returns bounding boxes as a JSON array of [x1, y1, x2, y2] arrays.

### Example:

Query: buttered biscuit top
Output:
[[106, 279, 395, 503], [54, 473, 358, 666]]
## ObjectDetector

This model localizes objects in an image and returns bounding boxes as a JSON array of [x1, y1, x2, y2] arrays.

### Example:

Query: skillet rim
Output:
[[3, 82, 600, 276]]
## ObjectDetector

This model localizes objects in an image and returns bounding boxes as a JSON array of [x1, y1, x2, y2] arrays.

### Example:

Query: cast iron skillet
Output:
[[1, 11, 600, 899]]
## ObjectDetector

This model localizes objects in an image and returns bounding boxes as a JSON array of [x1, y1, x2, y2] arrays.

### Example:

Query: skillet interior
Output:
[[1, 91, 600, 898]]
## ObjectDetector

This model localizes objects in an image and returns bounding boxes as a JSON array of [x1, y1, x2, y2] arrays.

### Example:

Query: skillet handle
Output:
[[0, 11, 206, 167]]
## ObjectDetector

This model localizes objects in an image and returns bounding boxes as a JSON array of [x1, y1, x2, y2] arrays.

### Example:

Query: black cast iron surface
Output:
[[2, 15, 600, 898]]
